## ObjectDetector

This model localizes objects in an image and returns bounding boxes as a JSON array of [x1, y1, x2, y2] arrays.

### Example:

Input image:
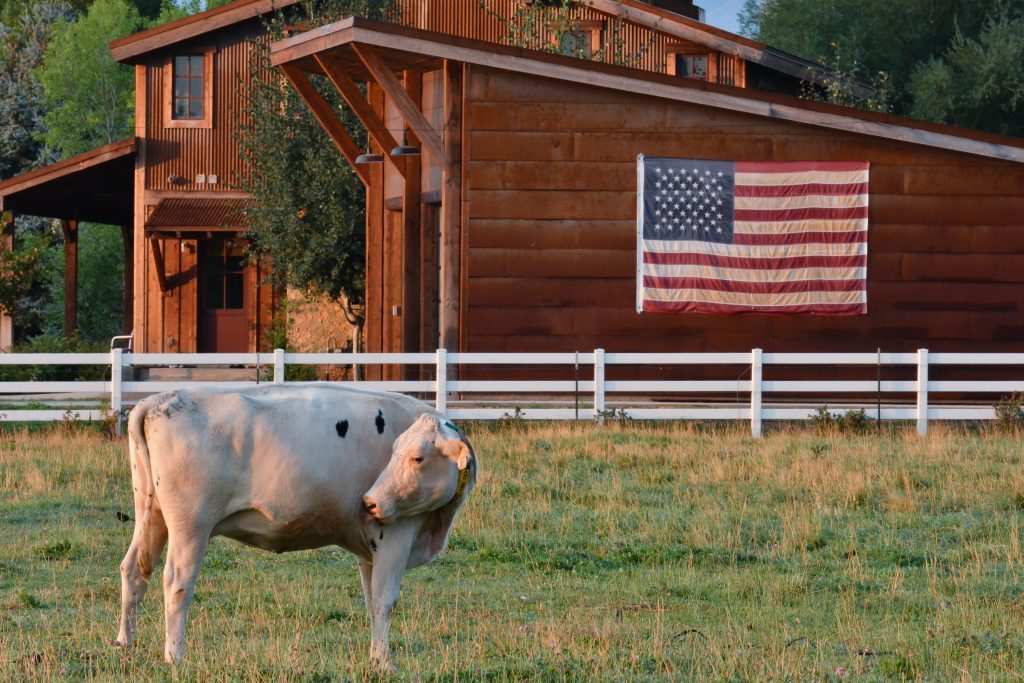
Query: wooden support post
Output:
[[61, 219, 78, 338], [439, 60, 463, 353], [352, 44, 446, 165], [1, 211, 14, 350], [402, 71, 422, 364], [314, 55, 406, 178], [121, 225, 134, 335], [280, 64, 370, 186]]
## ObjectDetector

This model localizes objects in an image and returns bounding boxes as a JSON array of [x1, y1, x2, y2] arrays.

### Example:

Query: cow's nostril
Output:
[[363, 498, 377, 513]]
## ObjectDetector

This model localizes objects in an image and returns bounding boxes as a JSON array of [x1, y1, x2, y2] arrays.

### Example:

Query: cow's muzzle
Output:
[[362, 495, 394, 524]]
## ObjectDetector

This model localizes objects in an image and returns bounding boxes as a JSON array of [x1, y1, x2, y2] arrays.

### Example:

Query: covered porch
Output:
[[0, 138, 136, 348]]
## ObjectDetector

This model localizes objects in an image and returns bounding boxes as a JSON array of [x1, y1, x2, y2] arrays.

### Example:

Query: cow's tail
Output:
[[128, 401, 157, 578]]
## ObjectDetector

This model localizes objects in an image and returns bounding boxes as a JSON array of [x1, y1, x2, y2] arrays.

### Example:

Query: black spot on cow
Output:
[[375, 410, 385, 434], [335, 420, 349, 438], [379, 530, 384, 540], [370, 540, 378, 552]]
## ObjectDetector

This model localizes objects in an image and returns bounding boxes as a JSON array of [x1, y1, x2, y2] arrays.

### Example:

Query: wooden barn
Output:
[[0, 0, 853, 352], [270, 16, 1024, 368]]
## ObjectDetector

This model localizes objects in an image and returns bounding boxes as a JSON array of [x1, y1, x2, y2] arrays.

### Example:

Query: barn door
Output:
[[198, 238, 249, 352]]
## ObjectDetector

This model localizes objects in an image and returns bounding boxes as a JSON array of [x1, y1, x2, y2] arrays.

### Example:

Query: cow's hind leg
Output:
[[161, 525, 211, 663], [115, 505, 168, 648]]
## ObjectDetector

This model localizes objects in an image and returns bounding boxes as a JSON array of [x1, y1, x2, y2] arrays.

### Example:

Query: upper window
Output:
[[164, 50, 213, 129], [173, 55, 205, 120], [673, 54, 709, 80], [558, 31, 594, 59]]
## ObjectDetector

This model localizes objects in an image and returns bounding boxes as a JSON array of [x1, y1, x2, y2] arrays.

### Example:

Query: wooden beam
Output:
[[149, 237, 168, 293], [60, 219, 78, 338], [1, 212, 13, 350], [280, 64, 371, 186], [351, 43, 446, 165], [439, 59, 462, 352], [314, 54, 406, 178], [402, 70, 422, 360], [121, 225, 134, 335]]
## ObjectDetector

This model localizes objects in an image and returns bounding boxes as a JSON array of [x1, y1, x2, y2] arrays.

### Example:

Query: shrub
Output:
[[0, 334, 107, 382], [810, 406, 871, 435], [994, 393, 1024, 435]]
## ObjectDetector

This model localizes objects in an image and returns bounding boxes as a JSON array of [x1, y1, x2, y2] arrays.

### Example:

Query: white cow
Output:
[[113, 385, 477, 667]]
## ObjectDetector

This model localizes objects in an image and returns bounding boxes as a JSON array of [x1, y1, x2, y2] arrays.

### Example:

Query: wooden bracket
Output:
[[315, 54, 406, 178], [280, 64, 370, 186], [149, 237, 169, 293], [351, 44, 446, 165]]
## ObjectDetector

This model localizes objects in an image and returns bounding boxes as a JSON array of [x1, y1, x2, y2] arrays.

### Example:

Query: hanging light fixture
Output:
[[390, 132, 420, 157], [355, 140, 383, 165]]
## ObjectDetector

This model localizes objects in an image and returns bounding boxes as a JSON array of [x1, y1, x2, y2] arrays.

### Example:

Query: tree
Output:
[[36, 0, 140, 157], [236, 0, 396, 349], [739, 0, 1004, 117], [909, 12, 1024, 137]]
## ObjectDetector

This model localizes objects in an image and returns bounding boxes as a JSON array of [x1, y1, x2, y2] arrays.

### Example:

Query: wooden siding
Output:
[[144, 22, 261, 193], [462, 66, 1024, 354], [393, 0, 735, 86]]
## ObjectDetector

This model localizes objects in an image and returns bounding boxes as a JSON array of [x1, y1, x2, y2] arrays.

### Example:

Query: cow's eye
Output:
[[413, 456, 424, 463]]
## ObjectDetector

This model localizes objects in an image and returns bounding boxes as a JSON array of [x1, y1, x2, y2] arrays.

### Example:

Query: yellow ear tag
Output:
[[454, 466, 471, 499]]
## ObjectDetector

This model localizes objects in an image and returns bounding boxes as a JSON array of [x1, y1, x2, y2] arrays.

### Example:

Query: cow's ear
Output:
[[443, 439, 471, 470]]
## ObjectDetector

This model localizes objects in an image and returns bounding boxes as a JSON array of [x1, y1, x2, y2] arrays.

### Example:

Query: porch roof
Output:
[[0, 138, 136, 226]]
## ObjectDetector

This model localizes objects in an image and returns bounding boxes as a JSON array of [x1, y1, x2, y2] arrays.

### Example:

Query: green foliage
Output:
[[800, 42, 892, 113], [237, 0, 396, 336], [739, 0, 1010, 129], [482, 0, 654, 67], [0, 332, 107, 381], [810, 406, 872, 435], [39, 223, 125, 341], [0, 229, 43, 318], [0, 1, 69, 180], [36, 0, 140, 157], [909, 12, 1024, 137], [993, 393, 1024, 434]]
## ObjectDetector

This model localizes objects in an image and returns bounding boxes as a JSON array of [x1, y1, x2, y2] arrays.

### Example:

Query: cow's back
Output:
[[135, 385, 431, 555]]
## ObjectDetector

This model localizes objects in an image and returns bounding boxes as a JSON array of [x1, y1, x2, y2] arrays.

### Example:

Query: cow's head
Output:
[[363, 414, 476, 525]]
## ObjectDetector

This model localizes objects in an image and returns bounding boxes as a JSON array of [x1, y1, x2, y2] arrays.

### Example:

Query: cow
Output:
[[113, 384, 477, 668]]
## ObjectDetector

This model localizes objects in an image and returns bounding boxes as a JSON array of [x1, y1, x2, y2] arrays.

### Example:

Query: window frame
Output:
[[164, 49, 214, 129], [555, 19, 604, 59], [666, 45, 713, 82]]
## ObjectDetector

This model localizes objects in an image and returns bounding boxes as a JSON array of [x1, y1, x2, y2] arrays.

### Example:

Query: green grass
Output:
[[2, 422, 1024, 680]]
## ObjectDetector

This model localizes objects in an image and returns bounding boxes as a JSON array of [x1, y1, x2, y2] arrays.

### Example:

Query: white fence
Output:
[[0, 349, 1021, 436]]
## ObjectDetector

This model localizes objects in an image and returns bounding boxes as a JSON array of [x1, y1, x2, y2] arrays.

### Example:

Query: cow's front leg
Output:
[[358, 558, 373, 618], [367, 520, 417, 669], [162, 529, 210, 663]]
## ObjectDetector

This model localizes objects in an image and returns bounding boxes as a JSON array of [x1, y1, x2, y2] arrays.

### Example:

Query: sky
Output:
[[700, 0, 745, 35]]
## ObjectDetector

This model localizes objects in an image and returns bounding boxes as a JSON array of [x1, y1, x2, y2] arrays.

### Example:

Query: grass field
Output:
[[2, 420, 1024, 680]]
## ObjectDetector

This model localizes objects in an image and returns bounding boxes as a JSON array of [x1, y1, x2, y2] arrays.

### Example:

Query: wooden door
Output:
[[198, 239, 248, 352]]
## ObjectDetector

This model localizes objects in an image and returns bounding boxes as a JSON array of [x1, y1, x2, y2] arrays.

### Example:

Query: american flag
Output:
[[636, 157, 869, 315]]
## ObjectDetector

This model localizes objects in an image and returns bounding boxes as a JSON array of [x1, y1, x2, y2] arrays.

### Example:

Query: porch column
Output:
[[440, 60, 463, 352], [1, 212, 13, 350], [60, 219, 78, 338], [121, 225, 134, 335]]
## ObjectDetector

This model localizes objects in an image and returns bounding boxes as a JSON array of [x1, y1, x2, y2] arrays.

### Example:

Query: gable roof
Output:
[[270, 17, 1024, 164], [110, 0, 301, 64]]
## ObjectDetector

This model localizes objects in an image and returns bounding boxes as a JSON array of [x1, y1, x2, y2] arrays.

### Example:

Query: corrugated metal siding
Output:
[[147, 198, 248, 227], [145, 22, 262, 192]]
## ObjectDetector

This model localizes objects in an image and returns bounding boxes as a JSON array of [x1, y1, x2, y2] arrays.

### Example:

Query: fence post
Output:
[[436, 348, 447, 414], [750, 348, 763, 438], [917, 348, 929, 436], [273, 348, 285, 385], [593, 348, 605, 422], [110, 347, 123, 437]]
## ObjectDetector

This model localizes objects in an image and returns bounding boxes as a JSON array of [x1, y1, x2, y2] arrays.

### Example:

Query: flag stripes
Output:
[[638, 157, 869, 315]]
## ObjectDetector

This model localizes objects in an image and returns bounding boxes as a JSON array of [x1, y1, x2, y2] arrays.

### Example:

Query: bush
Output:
[[810, 406, 872, 435], [994, 393, 1024, 435]]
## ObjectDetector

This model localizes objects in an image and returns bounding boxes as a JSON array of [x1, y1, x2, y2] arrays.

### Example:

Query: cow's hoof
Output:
[[112, 639, 128, 649]]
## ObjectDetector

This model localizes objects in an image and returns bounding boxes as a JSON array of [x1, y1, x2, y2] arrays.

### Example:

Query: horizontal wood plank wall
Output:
[[463, 67, 1024, 353], [393, 0, 716, 84]]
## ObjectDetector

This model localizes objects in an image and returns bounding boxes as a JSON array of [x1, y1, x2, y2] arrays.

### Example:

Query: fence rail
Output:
[[0, 348, 1021, 436]]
